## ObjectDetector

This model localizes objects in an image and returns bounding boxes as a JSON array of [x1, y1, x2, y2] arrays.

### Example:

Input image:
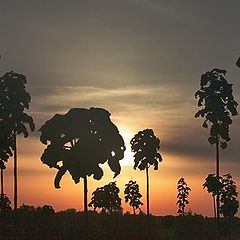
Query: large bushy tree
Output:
[[195, 68, 238, 219], [130, 129, 163, 215], [39, 107, 125, 220], [0, 71, 35, 210], [88, 181, 122, 214]]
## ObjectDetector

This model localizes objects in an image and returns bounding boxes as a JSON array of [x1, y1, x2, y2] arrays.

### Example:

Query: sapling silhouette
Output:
[[195, 68, 238, 219], [176, 177, 191, 216], [203, 174, 222, 219], [124, 180, 143, 214], [39, 107, 125, 220], [0, 194, 12, 214], [220, 174, 239, 218], [130, 129, 163, 215], [0, 71, 35, 210], [88, 181, 122, 214]]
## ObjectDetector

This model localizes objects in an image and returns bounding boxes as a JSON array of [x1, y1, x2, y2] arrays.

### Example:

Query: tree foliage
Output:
[[176, 177, 191, 216], [0, 194, 12, 213], [130, 129, 162, 171], [220, 174, 239, 218], [39, 107, 125, 188], [194, 68, 238, 149], [88, 182, 122, 214], [124, 180, 143, 214], [0, 71, 35, 137], [203, 174, 222, 197]]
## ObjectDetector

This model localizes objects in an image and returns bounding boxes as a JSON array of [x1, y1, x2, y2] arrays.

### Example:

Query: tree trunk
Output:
[[13, 132, 17, 210], [83, 175, 88, 223], [1, 168, 4, 196], [146, 166, 150, 215], [216, 136, 220, 220], [213, 195, 216, 219]]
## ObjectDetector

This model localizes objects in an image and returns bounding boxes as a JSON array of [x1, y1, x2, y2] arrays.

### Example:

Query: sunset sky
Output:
[[1, 0, 240, 217]]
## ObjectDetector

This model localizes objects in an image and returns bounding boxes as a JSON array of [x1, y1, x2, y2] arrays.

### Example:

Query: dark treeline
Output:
[[0, 208, 240, 240]]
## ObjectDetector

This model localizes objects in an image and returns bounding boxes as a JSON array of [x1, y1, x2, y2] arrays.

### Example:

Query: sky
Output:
[[0, 0, 240, 216]]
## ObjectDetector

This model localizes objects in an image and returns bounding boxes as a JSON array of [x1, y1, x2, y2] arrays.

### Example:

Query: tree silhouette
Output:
[[176, 177, 191, 216], [88, 181, 122, 214], [39, 107, 125, 220], [220, 174, 239, 218], [0, 71, 35, 210], [0, 194, 12, 214], [203, 173, 222, 219], [194, 68, 238, 219], [124, 180, 143, 215], [130, 129, 163, 215]]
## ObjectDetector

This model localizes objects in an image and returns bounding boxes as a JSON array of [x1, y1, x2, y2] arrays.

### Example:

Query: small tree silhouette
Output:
[[203, 173, 222, 219], [0, 71, 35, 210], [176, 177, 191, 216], [195, 68, 238, 219], [39, 108, 125, 220], [124, 180, 143, 215], [220, 174, 239, 218], [130, 129, 163, 215], [0, 194, 12, 214], [88, 182, 122, 214]]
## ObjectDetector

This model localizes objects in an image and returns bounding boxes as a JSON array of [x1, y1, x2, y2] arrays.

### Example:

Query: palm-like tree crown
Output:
[[194, 68, 238, 149], [0, 71, 35, 137], [130, 129, 162, 170], [39, 107, 126, 188]]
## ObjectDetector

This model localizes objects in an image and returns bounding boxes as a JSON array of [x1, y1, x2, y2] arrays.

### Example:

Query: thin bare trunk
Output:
[[13, 132, 17, 210], [146, 166, 150, 215], [1, 168, 3, 196], [84, 176, 88, 223], [216, 135, 220, 220], [133, 207, 136, 215], [213, 195, 216, 219]]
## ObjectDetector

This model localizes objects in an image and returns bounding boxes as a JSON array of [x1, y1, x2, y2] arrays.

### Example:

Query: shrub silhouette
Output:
[[176, 177, 191, 216], [124, 180, 143, 214], [195, 68, 238, 219], [88, 181, 122, 214], [39, 107, 125, 220], [0, 194, 12, 214], [220, 174, 239, 218], [0, 71, 35, 210], [130, 129, 163, 215]]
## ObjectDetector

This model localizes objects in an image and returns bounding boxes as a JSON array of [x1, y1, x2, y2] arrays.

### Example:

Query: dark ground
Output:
[[0, 211, 239, 240]]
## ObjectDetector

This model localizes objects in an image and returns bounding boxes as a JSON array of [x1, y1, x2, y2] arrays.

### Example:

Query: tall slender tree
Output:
[[39, 107, 125, 221], [194, 68, 238, 219], [0, 71, 35, 210], [130, 129, 163, 215]]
